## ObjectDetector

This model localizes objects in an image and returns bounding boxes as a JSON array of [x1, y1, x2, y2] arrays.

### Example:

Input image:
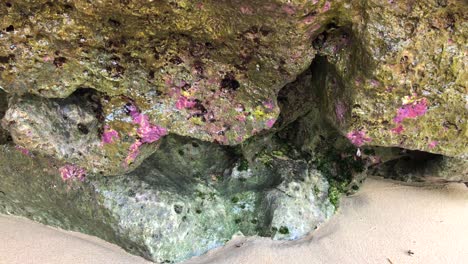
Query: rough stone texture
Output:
[[0, 0, 337, 146], [316, 1, 467, 157], [0, 0, 467, 262], [424, 157, 468, 182], [0, 135, 334, 263], [1, 91, 161, 175], [369, 149, 468, 183], [258, 160, 334, 240], [1, 0, 466, 174]]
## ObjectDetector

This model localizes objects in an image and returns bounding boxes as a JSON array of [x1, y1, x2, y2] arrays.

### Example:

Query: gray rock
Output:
[[424, 157, 468, 183], [1, 91, 159, 176], [0, 136, 334, 263], [258, 159, 335, 240]]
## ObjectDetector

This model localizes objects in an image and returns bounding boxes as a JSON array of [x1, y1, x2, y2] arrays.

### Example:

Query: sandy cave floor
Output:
[[0, 177, 467, 264]]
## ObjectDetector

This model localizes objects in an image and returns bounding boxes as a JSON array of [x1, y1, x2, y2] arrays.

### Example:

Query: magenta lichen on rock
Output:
[[124, 140, 143, 166], [322, 1, 331, 12], [428, 140, 438, 149], [346, 130, 372, 147], [266, 118, 276, 128], [393, 97, 428, 124], [59, 164, 86, 181], [15, 145, 33, 157], [391, 124, 404, 135], [175, 96, 196, 110], [123, 103, 168, 165], [130, 107, 168, 144], [101, 125, 119, 144]]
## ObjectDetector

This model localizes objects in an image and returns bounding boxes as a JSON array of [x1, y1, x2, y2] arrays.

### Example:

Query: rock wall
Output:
[[0, 0, 466, 263]]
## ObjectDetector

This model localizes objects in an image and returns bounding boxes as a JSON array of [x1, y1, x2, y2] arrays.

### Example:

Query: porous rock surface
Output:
[[317, 0, 467, 157], [0, 0, 467, 263], [1, 0, 466, 176], [0, 136, 334, 262]]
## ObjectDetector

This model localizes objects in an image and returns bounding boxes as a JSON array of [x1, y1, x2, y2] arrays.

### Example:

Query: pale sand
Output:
[[1, 177, 467, 264]]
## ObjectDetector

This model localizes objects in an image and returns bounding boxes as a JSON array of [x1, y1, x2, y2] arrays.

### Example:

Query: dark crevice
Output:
[[367, 147, 465, 184], [272, 42, 463, 195], [0, 90, 11, 144], [131, 134, 238, 195]]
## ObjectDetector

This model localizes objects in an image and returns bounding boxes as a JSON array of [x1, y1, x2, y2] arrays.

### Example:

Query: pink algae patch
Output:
[[124, 103, 168, 165], [175, 96, 196, 110], [236, 114, 247, 122], [266, 118, 276, 128], [393, 98, 428, 124], [428, 140, 438, 149], [15, 145, 33, 157], [263, 100, 275, 111], [346, 130, 372, 147], [134, 114, 168, 143], [240, 6, 254, 15], [391, 124, 404, 134], [302, 14, 316, 24], [102, 125, 119, 144], [59, 164, 86, 181], [322, 1, 331, 12], [124, 140, 143, 165]]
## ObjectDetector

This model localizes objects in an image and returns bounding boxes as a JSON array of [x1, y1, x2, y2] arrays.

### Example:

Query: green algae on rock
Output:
[[0, 0, 467, 262], [0, 0, 339, 146], [315, 1, 468, 157], [0, 90, 8, 144], [0, 135, 335, 262], [1, 0, 466, 175]]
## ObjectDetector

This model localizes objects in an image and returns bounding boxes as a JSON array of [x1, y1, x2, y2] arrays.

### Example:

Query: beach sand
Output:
[[1, 177, 467, 264]]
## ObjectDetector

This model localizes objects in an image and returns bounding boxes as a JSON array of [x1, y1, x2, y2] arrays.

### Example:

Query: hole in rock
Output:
[[220, 73, 240, 91], [365, 147, 464, 184]]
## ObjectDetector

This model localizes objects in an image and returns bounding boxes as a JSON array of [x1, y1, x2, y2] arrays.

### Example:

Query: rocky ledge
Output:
[[0, 0, 466, 263]]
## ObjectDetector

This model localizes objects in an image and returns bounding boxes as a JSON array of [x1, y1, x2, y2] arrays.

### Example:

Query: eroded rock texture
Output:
[[2, 0, 466, 176], [317, 1, 467, 157], [0, 136, 334, 262], [0, 0, 467, 263], [0, 0, 331, 146]]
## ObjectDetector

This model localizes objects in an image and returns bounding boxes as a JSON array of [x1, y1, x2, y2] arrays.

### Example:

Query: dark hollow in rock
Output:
[[220, 74, 240, 91], [0, 90, 10, 144], [368, 147, 467, 184]]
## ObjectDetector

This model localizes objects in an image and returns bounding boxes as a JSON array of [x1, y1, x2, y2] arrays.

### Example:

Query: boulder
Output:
[[0, 135, 334, 262]]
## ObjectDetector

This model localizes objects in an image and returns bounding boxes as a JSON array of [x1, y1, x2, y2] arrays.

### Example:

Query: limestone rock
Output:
[[0, 0, 338, 145], [0, 135, 334, 262], [317, 1, 467, 157], [1, 91, 159, 175]]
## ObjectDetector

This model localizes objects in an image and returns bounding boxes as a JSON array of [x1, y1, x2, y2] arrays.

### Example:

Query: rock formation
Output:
[[0, 0, 466, 263]]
